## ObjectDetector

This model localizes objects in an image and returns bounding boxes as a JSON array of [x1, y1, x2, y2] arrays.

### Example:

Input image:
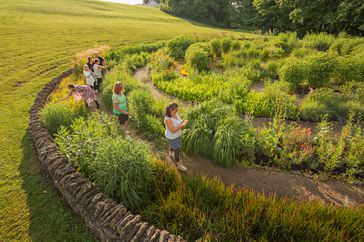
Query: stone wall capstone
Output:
[[29, 69, 185, 242]]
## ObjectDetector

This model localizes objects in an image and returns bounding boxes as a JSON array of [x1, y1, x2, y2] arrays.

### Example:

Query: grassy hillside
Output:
[[0, 0, 251, 240]]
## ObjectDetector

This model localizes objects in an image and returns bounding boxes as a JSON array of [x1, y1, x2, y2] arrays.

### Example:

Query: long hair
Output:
[[113, 82, 123, 95], [165, 103, 178, 118]]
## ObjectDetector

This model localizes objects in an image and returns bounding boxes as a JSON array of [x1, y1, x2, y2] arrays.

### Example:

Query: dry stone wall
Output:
[[29, 69, 185, 242]]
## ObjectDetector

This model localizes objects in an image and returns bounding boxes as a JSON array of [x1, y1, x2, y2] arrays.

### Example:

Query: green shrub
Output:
[[256, 118, 285, 163], [303, 33, 335, 51], [107, 42, 164, 63], [101, 84, 113, 109], [299, 98, 327, 122], [244, 81, 298, 118], [332, 56, 364, 84], [263, 60, 285, 80], [221, 37, 233, 53], [329, 37, 364, 55], [167, 35, 197, 59], [128, 88, 164, 140], [305, 53, 338, 88], [94, 136, 152, 210], [123, 52, 150, 71], [291, 48, 318, 58], [209, 39, 222, 58], [275, 32, 299, 53], [40, 103, 88, 135], [300, 88, 364, 121], [185, 45, 209, 72], [148, 48, 175, 72], [231, 39, 241, 50], [55, 113, 121, 177]]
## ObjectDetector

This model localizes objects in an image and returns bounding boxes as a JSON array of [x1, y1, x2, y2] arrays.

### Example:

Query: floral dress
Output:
[[67, 85, 97, 104]]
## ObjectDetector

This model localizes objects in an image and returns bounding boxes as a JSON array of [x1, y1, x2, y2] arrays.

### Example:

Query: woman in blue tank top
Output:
[[164, 103, 188, 171]]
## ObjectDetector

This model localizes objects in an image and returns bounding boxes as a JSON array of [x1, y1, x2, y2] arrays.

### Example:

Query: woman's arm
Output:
[[113, 103, 128, 115], [165, 118, 186, 133], [59, 90, 73, 101]]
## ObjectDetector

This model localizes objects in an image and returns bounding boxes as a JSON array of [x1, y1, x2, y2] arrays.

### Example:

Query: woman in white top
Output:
[[164, 103, 188, 171], [93, 59, 106, 93], [83, 65, 97, 90]]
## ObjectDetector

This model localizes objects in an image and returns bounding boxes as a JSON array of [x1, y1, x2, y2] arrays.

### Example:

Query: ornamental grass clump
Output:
[[213, 116, 255, 167], [40, 102, 88, 135], [141, 174, 364, 241], [94, 136, 153, 210]]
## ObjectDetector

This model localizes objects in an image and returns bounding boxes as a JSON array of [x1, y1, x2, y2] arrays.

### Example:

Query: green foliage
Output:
[[167, 35, 197, 59], [94, 136, 152, 210], [123, 52, 150, 72], [302, 33, 335, 51], [55, 113, 121, 177], [333, 56, 364, 84], [279, 60, 307, 91], [210, 39, 222, 58], [243, 81, 298, 118], [148, 48, 175, 72], [40, 103, 88, 135], [185, 44, 209, 72], [300, 88, 364, 122], [128, 88, 164, 140], [108, 42, 164, 63], [183, 100, 256, 167], [142, 174, 364, 241], [305, 53, 339, 88], [150, 160, 183, 200], [213, 116, 255, 167]]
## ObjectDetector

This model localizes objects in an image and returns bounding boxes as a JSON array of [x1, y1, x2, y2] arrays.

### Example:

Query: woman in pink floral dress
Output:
[[60, 84, 99, 108]]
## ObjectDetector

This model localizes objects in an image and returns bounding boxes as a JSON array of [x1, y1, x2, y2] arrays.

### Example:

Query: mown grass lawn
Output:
[[0, 0, 255, 240]]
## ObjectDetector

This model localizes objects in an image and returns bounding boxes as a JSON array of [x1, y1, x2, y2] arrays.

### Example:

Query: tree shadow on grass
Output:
[[20, 131, 96, 242]]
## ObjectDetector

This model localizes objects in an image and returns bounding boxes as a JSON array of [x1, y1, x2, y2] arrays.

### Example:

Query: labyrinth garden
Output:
[[40, 33, 364, 240]]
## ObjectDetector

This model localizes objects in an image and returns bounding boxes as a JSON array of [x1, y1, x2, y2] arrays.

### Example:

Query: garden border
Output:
[[29, 69, 184, 242]]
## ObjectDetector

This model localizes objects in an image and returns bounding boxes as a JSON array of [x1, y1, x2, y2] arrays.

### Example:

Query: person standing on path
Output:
[[83, 65, 97, 91], [164, 103, 188, 172], [86, 56, 94, 72], [95, 51, 106, 77], [93, 59, 106, 93], [60, 84, 99, 108], [112, 82, 129, 131]]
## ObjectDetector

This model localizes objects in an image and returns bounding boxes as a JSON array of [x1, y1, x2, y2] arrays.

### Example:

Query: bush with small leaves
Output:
[[185, 45, 209, 72]]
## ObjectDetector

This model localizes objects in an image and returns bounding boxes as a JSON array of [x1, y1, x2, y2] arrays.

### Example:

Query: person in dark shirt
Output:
[[95, 52, 105, 66], [86, 57, 94, 72]]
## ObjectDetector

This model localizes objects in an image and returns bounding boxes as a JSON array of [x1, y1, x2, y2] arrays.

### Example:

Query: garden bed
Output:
[[39, 38, 364, 241]]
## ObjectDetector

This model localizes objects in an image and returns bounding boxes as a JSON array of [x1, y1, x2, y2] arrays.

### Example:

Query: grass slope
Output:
[[0, 0, 250, 240]]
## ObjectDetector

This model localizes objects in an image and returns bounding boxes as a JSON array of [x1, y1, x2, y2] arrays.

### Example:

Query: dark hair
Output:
[[67, 84, 75, 89], [165, 103, 178, 118]]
